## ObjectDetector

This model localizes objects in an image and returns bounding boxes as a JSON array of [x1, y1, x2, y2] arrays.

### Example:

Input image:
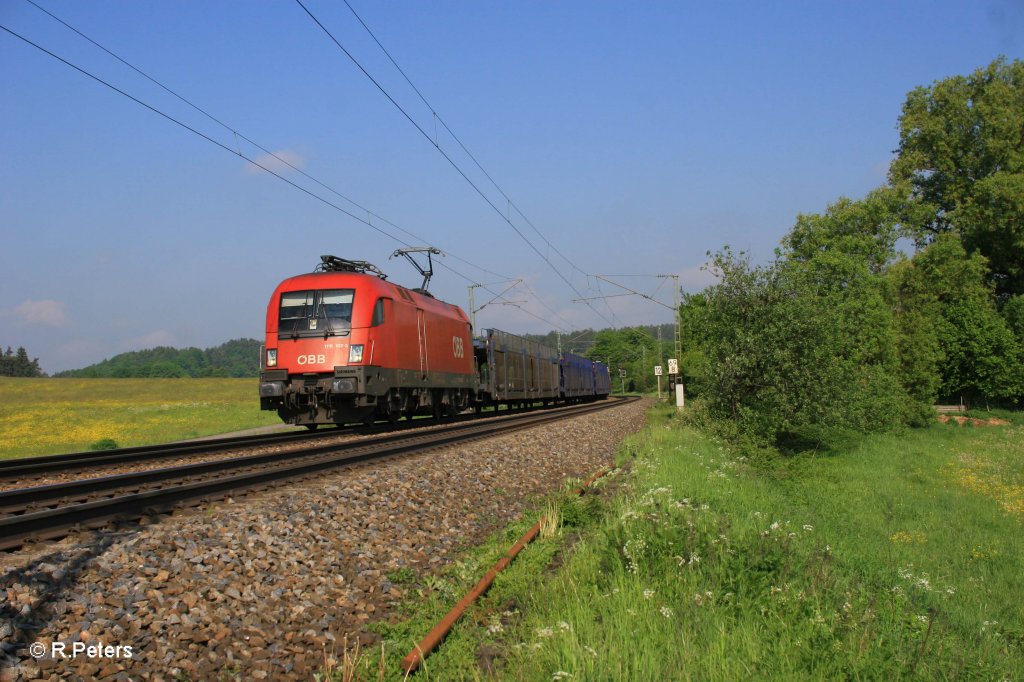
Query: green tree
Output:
[[587, 328, 665, 393], [784, 186, 907, 273], [0, 345, 45, 377], [890, 57, 1024, 296], [937, 301, 1022, 405], [1004, 295, 1024, 341], [912, 234, 1023, 405], [145, 360, 189, 378], [883, 259, 944, 423], [677, 293, 708, 396]]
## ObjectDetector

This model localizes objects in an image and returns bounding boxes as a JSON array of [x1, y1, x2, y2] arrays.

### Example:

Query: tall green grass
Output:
[[379, 405, 1022, 680]]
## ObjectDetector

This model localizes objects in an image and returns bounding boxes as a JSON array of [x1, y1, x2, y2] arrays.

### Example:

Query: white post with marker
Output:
[[668, 358, 683, 409]]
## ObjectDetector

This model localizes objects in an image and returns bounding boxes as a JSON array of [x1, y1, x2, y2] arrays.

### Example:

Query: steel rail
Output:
[[0, 400, 617, 513], [0, 397, 636, 551]]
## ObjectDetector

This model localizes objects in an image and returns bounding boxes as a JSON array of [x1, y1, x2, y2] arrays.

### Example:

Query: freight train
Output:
[[258, 256, 611, 427]]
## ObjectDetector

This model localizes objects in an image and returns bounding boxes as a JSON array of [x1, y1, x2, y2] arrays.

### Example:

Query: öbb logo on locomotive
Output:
[[258, 255, 611, 428], [296, 354, 327, 365]]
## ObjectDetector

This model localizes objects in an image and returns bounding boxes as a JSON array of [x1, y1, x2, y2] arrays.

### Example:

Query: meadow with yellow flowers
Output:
[[0, 377, 281, 459]]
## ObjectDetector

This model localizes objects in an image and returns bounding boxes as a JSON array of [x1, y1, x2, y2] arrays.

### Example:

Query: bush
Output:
[[694, 245, 916, 447]]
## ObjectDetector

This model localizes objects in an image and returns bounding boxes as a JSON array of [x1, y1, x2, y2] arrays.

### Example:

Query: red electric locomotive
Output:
[[259, 256, 475, 427]]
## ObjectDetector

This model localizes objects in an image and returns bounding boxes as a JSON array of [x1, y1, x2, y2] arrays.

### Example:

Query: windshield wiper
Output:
[[317, 293, 334, 339]]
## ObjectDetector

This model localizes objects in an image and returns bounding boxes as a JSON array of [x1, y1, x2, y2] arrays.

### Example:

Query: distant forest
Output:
[[522, 323, 675, 356], [55, 338, 262, 378]]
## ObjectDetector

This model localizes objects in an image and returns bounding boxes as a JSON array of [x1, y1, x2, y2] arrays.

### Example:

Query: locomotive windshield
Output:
[[278, 289, 354, 337]]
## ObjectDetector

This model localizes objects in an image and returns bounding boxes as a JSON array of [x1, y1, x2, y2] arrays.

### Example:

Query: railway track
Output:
[[0, 397, 636, 551], [0, 408, 505, 483]]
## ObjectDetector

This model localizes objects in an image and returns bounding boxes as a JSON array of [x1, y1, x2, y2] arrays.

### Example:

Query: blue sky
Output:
[[1, 0, 1021, 372]]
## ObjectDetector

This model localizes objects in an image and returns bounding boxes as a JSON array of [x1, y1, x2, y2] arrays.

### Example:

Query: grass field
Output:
[[0, 377, 281, 459], [357, 404, 1023, 680]]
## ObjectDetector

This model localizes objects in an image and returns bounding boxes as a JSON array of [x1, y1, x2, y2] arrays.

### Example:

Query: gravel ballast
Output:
[[0, 399, 648, 681]]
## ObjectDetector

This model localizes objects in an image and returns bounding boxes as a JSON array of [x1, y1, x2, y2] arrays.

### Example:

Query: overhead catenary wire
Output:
[[8, 6, 570, 331], [27, 0, 601, 333], [20, 0, 511, 286], [594, 275, 677, 311], [294, 0, 615, 329], [339, 0, 590, 281], [0, 20, 570, 332]]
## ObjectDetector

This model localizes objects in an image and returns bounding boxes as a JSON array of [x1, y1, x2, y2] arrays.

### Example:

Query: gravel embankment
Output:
[[0, 398, 648, 681]]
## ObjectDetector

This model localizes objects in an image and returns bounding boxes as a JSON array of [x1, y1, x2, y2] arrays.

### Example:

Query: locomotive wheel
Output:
[[305, 424, 319, 431]]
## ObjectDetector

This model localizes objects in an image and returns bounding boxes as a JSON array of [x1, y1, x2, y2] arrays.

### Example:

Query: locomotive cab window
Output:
[[278, 289, 354, 337]]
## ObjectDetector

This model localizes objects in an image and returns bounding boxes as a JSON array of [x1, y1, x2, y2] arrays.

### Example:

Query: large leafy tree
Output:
[[784, 186, 906, 273], [890, 57, 1024, 296]]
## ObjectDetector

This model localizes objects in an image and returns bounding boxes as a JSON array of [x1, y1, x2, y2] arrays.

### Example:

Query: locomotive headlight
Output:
[[266, 349, 278, 367], [348, 344, 364, 363]]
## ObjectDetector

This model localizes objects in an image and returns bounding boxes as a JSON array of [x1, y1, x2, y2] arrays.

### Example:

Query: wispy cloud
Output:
[[8, 299, 69, 328], [244, 149, 306, 176]]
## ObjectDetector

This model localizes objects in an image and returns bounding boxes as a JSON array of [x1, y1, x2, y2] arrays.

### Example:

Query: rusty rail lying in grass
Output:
[[401, 465, 615, 674]]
